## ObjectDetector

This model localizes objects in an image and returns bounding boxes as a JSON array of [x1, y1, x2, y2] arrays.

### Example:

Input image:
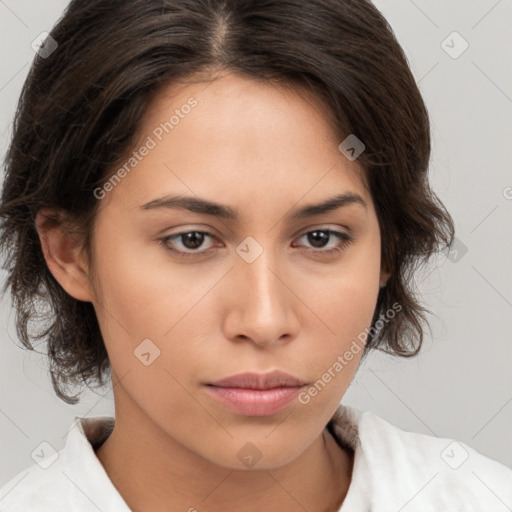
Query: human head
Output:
[[0, 0, 454, 411]]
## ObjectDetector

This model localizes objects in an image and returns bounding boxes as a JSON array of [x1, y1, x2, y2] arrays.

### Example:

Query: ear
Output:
[[35, 208, 94, 302]]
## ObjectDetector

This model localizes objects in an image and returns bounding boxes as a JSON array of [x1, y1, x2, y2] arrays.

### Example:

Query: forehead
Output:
[[101, 71, 371, 219], [142, 70, 342, 138]]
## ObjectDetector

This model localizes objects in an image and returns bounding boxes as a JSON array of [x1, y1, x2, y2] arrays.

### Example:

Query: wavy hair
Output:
[[0, 0, 454, 403]]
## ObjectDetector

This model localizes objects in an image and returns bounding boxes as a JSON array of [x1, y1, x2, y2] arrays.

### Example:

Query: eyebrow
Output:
[[140, 192, 367, 221]]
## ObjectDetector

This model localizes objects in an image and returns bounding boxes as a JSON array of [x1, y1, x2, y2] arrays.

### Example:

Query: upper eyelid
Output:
[[163, 226, 350, 248], [164, 225, 348, 239]]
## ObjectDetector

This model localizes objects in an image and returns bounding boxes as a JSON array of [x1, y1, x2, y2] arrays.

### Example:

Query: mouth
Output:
[[204, 370, 307, 416]]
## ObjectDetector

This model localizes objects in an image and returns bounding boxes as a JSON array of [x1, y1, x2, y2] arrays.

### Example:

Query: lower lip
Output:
[[205, 385, 303, 416]]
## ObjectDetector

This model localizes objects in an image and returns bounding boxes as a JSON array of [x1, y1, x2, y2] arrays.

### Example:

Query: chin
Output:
[[199, 434, 306, 472]]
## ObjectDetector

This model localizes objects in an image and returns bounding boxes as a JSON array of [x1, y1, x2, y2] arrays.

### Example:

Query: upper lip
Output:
[[208, 370, 306, 390]]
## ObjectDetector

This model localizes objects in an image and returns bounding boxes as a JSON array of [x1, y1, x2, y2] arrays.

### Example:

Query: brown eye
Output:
[[161, 231, 216, 256], [294, 229, 353, 254]]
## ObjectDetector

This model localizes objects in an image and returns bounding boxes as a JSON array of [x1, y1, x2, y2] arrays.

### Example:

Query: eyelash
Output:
[[160, 228, 354, 258]]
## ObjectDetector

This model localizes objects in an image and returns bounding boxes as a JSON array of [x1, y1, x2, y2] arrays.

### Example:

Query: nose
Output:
[[221, 244, 300, 348]]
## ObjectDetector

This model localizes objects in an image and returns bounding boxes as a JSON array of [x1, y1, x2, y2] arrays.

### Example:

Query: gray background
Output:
[[1, 0, 511, 488]]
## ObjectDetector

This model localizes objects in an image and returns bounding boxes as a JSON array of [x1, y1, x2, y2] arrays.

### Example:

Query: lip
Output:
[[208, 370, 306, 389], [205, 371, 307, 416]]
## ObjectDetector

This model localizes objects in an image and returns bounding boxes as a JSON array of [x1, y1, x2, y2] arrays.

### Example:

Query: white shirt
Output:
[[1, 404, 511, 511]]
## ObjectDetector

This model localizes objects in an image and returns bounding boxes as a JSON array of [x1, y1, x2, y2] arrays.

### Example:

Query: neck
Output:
[[95, 401, 353, 512]]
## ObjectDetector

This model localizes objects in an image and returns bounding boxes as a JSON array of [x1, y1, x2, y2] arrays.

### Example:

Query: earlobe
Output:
[[35, 209, 94, 302]]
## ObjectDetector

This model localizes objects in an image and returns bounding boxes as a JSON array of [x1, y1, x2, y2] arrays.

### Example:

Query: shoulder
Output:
[[331, 405, 512, 510], [0, 416, 120, 512], [0, 456, 71, 511]]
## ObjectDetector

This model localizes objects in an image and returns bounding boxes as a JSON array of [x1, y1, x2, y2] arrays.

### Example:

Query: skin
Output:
[[36, 71, 389, 512]]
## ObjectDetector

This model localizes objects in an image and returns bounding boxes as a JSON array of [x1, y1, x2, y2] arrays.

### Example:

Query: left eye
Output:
[[161, 229, 353, 257], [294, 229, 352, 252]]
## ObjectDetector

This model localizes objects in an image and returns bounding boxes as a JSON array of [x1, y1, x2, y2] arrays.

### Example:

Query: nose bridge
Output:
[[226, 235, 297, 344], [237, 237, 283, 313]]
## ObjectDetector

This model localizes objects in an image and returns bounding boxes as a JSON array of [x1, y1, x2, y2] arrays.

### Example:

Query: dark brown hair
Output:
[[0, 0, 454, 404]]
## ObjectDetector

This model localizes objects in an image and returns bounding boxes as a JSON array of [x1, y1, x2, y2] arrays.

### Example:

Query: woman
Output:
[[0, 0, 510, 510]]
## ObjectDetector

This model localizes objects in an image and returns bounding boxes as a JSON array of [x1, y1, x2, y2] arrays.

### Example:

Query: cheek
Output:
[[300, 229, 381, 338], [292, 231, 381, 387], [91, 223, 193, 329], [89, 229, 215, 380]]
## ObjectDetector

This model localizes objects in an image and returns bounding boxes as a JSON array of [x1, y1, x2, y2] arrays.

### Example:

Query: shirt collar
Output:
[[63, 415, 131, 511], [62, 403, 366, 511]]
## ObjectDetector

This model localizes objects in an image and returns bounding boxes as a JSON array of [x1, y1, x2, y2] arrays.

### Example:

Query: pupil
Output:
[[183, 232, 204, 249], [308, 230, 328, 248]]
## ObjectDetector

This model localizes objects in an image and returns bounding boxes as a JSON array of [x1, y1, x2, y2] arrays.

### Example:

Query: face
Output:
[[84, 72, 385, 469]]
